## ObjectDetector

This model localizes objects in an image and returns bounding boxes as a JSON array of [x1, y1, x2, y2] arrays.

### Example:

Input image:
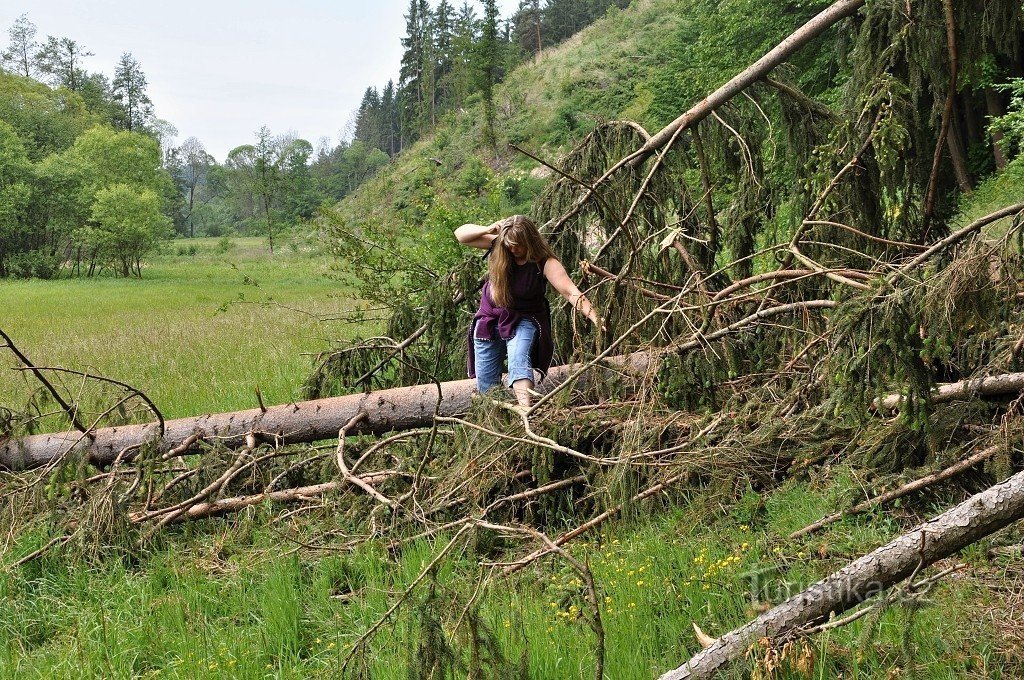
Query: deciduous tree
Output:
[[34, 35, 92, 92], [88, 184, 171, 277], [227, 127, 284, 253], [1, 13, 39, 78], [0, 121, 32, 277], [168, 136, 214, 237]]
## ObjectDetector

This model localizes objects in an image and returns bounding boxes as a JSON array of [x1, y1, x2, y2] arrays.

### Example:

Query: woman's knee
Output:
[[474, 338, 504, 393]]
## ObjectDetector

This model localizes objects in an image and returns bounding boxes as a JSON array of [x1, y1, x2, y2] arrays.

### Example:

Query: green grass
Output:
[[0, 236, 358, 421], [1, 474, 1013, 679], [954, 156, 1024, 236]]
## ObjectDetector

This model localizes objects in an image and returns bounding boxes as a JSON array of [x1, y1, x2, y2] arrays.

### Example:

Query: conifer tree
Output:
[[512, 0, 542, 57], [354, 86, 383, 151], [399, 0, 430, 139], [381, 80, 400, 156], [445, 1, 479, 111], [434, 0, 455, 111], [477, 0, 501, 150]]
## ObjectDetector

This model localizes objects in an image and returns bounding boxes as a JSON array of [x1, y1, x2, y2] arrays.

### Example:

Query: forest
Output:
[[5, 0, 1024, 678]]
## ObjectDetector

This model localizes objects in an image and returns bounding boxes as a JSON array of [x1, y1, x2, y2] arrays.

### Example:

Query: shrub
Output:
[[6, 250, 60, 279]]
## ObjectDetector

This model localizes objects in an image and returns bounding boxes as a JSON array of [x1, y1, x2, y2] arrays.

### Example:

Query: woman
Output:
[[454, 215, 601, 407]]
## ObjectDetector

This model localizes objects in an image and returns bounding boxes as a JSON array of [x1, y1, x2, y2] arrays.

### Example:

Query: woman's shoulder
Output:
[[540, 256, 563, 272]]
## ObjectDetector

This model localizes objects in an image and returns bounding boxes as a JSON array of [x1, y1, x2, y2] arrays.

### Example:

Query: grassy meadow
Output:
[[2, 204, 1023, 679], [0, 236, 358, 422]]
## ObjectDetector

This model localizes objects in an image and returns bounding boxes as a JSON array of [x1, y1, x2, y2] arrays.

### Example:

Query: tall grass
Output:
[[1, 473, 1012, 678], [0, 236, 357, 420]]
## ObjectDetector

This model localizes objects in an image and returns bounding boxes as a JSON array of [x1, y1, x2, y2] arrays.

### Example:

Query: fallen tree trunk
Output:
[[658, 468, 1024, 679], [875, 372, 1024, 411], [0, 353, 654, 471], [788, 444, 1001, 539], [631, 0, 864, 165], [549, 0, 865, 231]]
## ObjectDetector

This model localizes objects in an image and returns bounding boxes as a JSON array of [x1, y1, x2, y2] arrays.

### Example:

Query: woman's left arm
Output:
[[543, 258, 601, 326]]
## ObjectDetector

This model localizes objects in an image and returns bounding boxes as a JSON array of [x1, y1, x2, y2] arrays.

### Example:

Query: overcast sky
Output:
[[2, 1, 520, 162]]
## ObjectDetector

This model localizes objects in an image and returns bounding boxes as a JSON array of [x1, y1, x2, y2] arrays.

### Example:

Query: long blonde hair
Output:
[[488, 215, 556, 308]]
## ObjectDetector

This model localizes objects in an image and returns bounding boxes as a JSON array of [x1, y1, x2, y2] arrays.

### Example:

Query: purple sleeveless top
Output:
[[467, 258, 555, 381]]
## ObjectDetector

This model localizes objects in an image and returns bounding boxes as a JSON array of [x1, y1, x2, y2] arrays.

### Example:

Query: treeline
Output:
[[167, 130, 390, 243], [352, 0, 630, 157], [0, 14, 391, 276], [0, 47, 172, 279]]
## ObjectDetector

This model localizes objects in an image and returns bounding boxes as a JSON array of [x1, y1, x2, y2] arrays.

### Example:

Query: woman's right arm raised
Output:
[[454, 220, 500, 249]]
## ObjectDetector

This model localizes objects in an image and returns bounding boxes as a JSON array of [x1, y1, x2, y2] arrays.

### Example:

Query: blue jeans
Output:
[[473, 319, 538, 394]]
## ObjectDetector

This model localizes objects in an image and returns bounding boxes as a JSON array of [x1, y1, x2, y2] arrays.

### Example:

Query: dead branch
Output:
[[340, 524, 473, 671], [161, 472, 398, 523], [790, 444, 1002, 539], [478, 520, 606, 680], [336, 412, 398, 510], [796, 563, 965, 636], [12, 365, 165, 438], [0, 328, 91, 436], [895, 203, 1024, 275], [503, 471, 690, 576], [659, 467, 1024, 679], [135, 434, 258, 530]]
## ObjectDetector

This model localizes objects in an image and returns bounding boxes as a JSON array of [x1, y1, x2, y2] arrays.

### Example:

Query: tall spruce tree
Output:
[[512, 0, 542, 57], [381, 80, 400, 156], [354, 86, 383, 151], [434, 0, 455, 111], [445, 1, 479, 111], [477, 0, 501, 150], [399, 0, 428, 140]]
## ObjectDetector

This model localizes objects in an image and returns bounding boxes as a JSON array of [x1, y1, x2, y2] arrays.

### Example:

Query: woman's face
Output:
[[505, 239, 527, 260]]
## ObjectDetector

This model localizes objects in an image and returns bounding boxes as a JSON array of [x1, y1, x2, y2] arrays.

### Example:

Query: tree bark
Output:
[[986, 88, 1009, 171], [874, 372, 1024, 411], [0, 354, 653, 471], [659, 468, 1024, 679]]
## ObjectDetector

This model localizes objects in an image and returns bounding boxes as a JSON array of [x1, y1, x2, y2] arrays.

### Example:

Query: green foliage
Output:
[[86, 184, 171, 277], [0, 119, 32, 276], [0, 72, 98, 160], [825, 286, 935, 432], [989, 78, 1024, 161]]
